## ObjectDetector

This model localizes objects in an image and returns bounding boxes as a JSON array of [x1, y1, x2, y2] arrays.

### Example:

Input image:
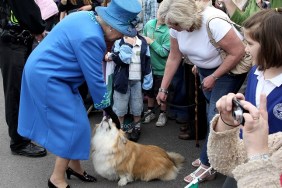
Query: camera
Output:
[[232, 98, 248, 125]]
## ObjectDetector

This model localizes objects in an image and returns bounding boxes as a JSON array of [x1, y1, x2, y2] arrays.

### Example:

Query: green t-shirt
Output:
[[143, 19, 170, 76]]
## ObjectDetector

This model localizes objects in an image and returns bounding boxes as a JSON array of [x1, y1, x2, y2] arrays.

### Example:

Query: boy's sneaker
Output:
[[121, 123, 133, 133], [128, 125, 141, 142], [143, 110, 156, 123], [156, 113, 167, 127]]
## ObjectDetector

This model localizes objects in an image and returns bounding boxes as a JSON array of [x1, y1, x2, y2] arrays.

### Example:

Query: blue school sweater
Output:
[[245, 66, 282, 134]]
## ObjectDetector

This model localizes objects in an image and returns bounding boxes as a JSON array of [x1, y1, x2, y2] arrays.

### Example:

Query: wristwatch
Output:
[[158, 88, 168, 94], [248, 153, 269, 161]]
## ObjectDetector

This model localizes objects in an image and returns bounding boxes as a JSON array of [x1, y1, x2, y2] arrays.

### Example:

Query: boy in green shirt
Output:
[[143, 10, 170, 126]]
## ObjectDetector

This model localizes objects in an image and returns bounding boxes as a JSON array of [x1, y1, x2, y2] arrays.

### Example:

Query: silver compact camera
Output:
[[232, 98, 248, 125]]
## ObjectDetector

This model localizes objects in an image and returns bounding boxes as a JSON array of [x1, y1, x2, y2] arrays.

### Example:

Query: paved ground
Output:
[[0, 75, 226, 188]]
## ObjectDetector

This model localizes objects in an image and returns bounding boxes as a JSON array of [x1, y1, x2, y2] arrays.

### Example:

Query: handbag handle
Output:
[[206, 15, 242, 50]]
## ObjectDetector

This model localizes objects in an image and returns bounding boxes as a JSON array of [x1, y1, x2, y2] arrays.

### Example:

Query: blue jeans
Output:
[[169, 64, 189, 121], [198, 67, 246, 166]]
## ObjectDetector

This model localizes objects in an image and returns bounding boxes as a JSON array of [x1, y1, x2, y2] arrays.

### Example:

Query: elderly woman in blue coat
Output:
[[17, 0, 142, 187]]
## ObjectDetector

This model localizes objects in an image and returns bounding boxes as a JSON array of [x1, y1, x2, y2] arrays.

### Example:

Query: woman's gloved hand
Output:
[[103, 106, 120, 129]]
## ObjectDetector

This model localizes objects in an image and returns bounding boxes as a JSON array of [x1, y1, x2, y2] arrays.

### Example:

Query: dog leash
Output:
[[122, 104, 161, 132], [121, 100, 205, 133], [165, 101, 205, 109]]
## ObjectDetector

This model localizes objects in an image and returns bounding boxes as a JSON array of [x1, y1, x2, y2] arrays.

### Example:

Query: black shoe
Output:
[[128, 127, 140, 142], [66, 167, 97, 182], [48, 179, 70, 188], [167, 113, 177, 120], [176, 117, 188, 124], [180, 124, 189, 132], [178, 130, 192, 140], [11, 143, 47, 157]]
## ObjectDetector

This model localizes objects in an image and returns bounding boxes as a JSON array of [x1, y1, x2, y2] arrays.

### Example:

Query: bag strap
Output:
[[206, 15, 242, 49]]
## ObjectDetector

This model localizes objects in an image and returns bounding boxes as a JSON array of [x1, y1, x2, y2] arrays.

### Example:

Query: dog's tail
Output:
[[167, 152, 185, 170]]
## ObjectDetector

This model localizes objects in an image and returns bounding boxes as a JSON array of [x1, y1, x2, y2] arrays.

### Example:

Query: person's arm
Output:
[[202, 26, 245, 91], [58, 0, 68, 12], [232, 95, 281, 187], [144, 32, 170, 58], [77, 1, 100, 12], [218, 0, 238, 16], [59, 11, 67, 21], [77, 5, 92, 11], [142, 44, 153, 91], [156, 36, 182, 104], [111, 38, 134, 65], [91, 0, 101, 11], [231, 0, 259, 25], [214, 28, 245, 76], [219, 0, 259, 25], [233, 133, 282, 188], [207, 114, 247, 177], [207, 92, 248, 176], [9, 0, 45, 34], [210, 93, 282, 187]]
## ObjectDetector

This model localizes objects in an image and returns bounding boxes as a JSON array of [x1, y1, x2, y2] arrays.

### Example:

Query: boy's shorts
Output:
[[146, 75, 163, 98], [113, 80, 143, 117]]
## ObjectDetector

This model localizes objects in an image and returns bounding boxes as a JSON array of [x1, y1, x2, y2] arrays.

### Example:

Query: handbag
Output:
[[206, 15, 253, 75]]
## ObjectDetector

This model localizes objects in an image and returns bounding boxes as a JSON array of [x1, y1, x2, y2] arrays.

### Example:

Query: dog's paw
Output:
[[118, 178, 128, 186]]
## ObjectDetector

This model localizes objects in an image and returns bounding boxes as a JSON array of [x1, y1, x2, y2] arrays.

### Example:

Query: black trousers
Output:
[[0, 39, 32, 150]]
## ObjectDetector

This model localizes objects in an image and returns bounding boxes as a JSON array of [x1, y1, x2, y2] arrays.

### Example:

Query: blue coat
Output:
[[18, 11, 110, 160]]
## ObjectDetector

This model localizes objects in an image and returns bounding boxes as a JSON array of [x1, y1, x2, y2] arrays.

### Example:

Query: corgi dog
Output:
[[91, 117, 185, 186]]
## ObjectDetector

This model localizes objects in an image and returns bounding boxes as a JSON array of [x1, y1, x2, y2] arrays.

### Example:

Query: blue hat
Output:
[[95, 0, 142, 37]]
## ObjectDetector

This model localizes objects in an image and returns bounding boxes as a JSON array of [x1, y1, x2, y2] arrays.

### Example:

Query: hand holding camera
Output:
[[215, 93, 269, 159], [216, 93, 246, 129], [231, 98, 249, 125], [239, 94, 269, 157], [216, 93, 266, 129]]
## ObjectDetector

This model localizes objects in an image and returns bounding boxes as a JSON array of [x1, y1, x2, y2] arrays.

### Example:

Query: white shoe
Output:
[[143, 110, 156, 123], [156, 113, 167, 127]]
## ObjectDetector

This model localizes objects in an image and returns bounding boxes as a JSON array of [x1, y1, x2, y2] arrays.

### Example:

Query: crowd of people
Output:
[[0, 0, 281, 188]]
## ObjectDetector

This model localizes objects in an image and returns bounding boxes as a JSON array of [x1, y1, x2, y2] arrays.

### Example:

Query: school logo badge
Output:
[[273, 103, 282, 120]]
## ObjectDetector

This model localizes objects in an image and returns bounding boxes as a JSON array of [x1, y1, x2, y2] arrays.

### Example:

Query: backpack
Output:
[[0, 0, 10, 29]]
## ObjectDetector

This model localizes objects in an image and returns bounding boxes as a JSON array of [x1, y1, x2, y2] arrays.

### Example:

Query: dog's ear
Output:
[[102, 116, 108, 121], [109, 118, 120, 130], [119, 132, 127, 144], [109, 118, 113, 125]]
